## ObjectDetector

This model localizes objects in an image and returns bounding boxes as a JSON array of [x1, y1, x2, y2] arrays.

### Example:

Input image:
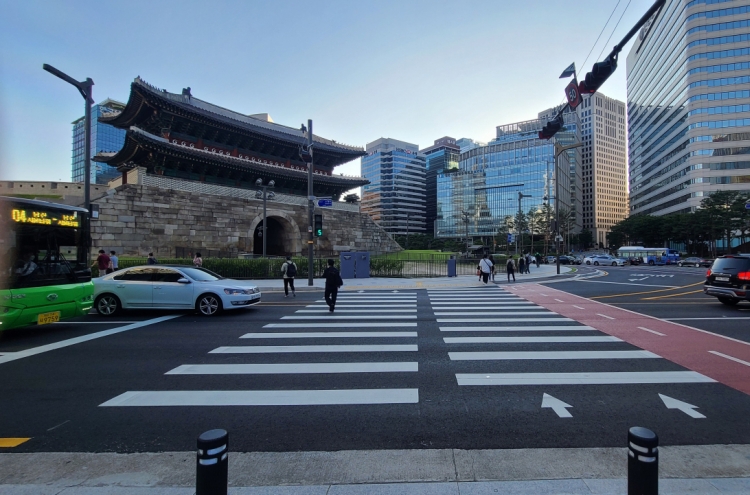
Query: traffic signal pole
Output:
[[307, 119, 314, 287]]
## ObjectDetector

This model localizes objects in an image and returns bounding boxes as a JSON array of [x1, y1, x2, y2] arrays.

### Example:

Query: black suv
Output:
[[704, 255, 750, 306]]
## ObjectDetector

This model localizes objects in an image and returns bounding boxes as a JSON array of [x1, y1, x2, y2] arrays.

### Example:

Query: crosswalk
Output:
[[100, 291, 420, 408], [428, 287, 715, 391]]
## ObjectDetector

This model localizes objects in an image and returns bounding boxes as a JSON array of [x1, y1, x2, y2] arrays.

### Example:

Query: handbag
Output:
[[476, 269, 481, 276]]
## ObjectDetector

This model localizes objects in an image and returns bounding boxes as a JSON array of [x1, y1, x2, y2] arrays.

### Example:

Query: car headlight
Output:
[[252, 287, 261, 294], [224, 288, 249, 295]]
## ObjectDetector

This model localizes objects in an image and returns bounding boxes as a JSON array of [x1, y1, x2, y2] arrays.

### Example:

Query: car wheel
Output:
[[95, 294, 121, 316], [586, 261, 591, 265], [718, 298, 739, 306], [594, 261, 599, 266], [196, 293, 222, 316], [611, 262, 617, 266], [678, 262, 683, 267], [695, 263, 700, 268]]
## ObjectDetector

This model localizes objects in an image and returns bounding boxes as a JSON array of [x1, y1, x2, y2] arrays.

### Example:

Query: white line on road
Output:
[[282, 315, 417, 320], [430, 301, 526, 305], [438, 318, 573, 323], [572, 305, 585, 310], [666, 317, 750, 320], [444, 336, 621, 344], [434, 310, 551, 316], [296, 309, 417, 313], [166, 362, 419, 374], [0, 316, 181, 365], [439, 326, 596, 332], [708, 350, 750, 367], [596, 314, 616, 320], [315, 299, 415, 303], [210, 345, 418, 353], [264, 323, 418, 328], [242, 332, 417, 339], [430, 305, 534, 310], [638, 327, 667, 336], [554, 299, 565, 303], [577, 280, 678, 288], [449, 350, 659, 360], [100, 389, 420, 407], [306, 305, 416, 308], [456, 371, 715, 386]]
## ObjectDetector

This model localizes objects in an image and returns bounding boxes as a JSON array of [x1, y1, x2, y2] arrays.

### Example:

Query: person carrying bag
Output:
[[281, 256, 297, 298], [478, 254, 493, 285]]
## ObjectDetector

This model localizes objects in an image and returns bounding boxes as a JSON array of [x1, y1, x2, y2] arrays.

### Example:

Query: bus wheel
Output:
[[95, 294, 121, 316], [648, 260, 655, 266]]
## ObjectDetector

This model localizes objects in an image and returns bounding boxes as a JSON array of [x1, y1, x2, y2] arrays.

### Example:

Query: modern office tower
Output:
[[435, 119, 572, 248], [627, 0, 750, 217], [72, 99, 127, 184], [457, 138, 488, 153], [421, 137, 460, 235], [576, 92, 627, 247], [361, 138, 427, 236]]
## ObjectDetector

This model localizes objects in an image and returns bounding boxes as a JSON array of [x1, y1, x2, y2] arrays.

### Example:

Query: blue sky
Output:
[[0, 0, 653, 181]]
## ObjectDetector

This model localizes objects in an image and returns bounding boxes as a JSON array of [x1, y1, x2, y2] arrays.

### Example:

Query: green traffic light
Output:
[[316, 229, 323, 237]]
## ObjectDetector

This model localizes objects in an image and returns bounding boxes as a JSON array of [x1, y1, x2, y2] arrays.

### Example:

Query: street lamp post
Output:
[[554, 142, 583, 274], [255, 179, 275, 258], [43, 63, 94, 264]]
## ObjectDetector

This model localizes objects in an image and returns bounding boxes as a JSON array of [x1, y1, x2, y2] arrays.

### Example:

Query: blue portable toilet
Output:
[[339, 252, 356, 279], [355, 252, 370, 278]]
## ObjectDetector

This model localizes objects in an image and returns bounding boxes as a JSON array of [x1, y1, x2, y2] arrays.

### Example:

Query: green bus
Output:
[[1, 196, 94, 331]]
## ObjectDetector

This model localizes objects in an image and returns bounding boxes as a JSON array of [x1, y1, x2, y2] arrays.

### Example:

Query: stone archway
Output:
[[248, 211, 302, 255]]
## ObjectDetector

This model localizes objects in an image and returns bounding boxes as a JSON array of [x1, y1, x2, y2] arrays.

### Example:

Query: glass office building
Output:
[[435, 118, 573, 240], [361, 138, 427, 235], [72, 99, 126, 184], [627, 0, 750, 216], [422, 137, 460, 235]]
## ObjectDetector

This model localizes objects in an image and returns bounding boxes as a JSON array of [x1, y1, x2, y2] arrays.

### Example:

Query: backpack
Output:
[[285, 262, 297, 277]]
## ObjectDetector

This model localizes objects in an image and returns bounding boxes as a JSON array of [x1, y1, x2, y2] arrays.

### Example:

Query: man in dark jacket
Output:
[[323, 259, 343, 312]]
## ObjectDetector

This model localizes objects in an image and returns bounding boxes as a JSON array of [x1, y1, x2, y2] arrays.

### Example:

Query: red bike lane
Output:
[[506, 283, 750, 396]]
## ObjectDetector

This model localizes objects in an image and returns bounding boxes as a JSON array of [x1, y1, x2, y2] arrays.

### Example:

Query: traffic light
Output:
[[579, 55, 618, 94], [314, 214, 323, 237], [538, 114, 565, 140], [299, 144, 313, 163]]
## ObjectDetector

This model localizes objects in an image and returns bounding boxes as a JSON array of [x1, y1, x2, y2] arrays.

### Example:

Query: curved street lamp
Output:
[[255, 179, 275, 258]]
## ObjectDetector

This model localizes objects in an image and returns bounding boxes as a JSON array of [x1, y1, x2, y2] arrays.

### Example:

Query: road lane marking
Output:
[[439, 326, 596, 332], [596, 313, 616, 320], [282, 315, 417, 320], [456, 371, 715, 386], [210, 345, 418, 353], [572, 305, 585, 310], [264, 323, 418, 328], [0, 438, 31, 448], [642, 290, 704, 301], [315, 299, 415, 303], [430, 301, 527, 305], [296, 309, 418, 313], [709, 351, 750, 367], [438, 318, 573, 323], [659, 394, 706, 419], [430, 305, 533, 310], [542, 393, 573, 418], [449, 350, 659, 360], [241, 332, 417, 339], [638, 327, 666, 336], [666, 317, 750, 320], [585, 281, 679, 289], [166, 362, 419, 374], [0, 315, 181, 365], [100, 389, 420, 407], [589, 281, 702, 298], [434, 310, 552, 316], [554, 299, 565, 302], [305, 304, 416, 308], [444, 336, 621, 344]]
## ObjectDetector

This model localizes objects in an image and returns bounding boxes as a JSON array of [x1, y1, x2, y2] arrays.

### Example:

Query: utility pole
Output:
[[306, 119, 314, 286], [255, 179, 275, 258]]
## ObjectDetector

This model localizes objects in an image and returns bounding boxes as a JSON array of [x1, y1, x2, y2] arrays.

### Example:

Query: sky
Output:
[[0, 0, 655, 183]]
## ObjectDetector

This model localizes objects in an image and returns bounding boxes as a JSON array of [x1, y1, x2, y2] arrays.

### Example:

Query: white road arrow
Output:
[[659, 394, 706, 418], [542, 393, 573, 418], [629, 277, 649, 281]]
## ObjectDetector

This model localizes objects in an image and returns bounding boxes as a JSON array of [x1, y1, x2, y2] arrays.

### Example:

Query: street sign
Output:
[[507, 233, 514, 243], [555, 235, 563, 242], [745, 201, 750, 210], [318, 199, 332, 207], [565, 80, 582, 109]]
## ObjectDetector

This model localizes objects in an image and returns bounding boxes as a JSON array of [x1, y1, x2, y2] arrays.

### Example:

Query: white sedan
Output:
[[93, 265, 261, 316]]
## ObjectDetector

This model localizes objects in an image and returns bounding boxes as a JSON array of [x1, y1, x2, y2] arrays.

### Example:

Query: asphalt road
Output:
[[1, 274, 749, 454]]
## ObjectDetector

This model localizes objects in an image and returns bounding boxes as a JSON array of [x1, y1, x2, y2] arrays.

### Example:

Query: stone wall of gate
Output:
[[89, 184, 401, 257]]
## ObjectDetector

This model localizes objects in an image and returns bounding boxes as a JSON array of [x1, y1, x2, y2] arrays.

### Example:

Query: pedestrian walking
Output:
[[96, 249, 110, 277], [281, 256, 297, 297], [107, 250, 118, 273], [478, 254, 493, 284], [518, 255, 525, 275], [525, 254, 532, 274], [489, 255, 496, 282], [323, 259, 343, 312], [193, 252, 203, 267], [506, 257, 516, 282], [147, 252, 158, 265]]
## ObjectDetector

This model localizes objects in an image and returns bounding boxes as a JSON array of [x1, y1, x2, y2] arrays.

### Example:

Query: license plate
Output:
[[715, 277, 730, 282], [37, 311, 61, 325]]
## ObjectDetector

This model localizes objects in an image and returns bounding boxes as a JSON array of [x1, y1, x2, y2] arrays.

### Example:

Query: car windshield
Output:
[[712, 257, 750, 272], [178, 267, 225, 281]]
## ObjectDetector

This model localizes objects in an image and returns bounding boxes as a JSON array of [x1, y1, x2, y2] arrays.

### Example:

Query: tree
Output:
[[700, 190, 750, 254], [527, 207, 544, 255]]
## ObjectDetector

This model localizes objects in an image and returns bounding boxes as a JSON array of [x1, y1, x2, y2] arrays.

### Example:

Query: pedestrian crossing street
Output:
[[429, 287, 715, 390], [100, 291, 421, 407], [99, 287, 716, 411]]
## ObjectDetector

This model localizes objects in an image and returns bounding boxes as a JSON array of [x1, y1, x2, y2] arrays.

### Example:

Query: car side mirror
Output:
[[177, 278, 191, 284]]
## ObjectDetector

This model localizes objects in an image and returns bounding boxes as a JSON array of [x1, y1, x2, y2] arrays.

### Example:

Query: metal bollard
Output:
[[196, 429, 228, 495], [628, 426, 658, 495]]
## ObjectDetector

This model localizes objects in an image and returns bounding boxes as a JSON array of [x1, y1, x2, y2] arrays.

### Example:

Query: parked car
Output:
[[545, 256, 556, 264], [584, 254, 614, 266], [93, 265, 261, 316], [610, 257, 627, 266], [556, 255, 575, 265], [678, 257, 713, 268], [627, 256, 643, 265], [704, 255, 750, 306]]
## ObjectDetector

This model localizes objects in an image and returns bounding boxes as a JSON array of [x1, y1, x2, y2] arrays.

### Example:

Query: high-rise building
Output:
[[576, 92, 627, 247], [361, 138, 426, 236], [456, 138, 487, 153], [421, 137, 460, 235], [627, 0, 750, 217], [72, 99, 127, 184]]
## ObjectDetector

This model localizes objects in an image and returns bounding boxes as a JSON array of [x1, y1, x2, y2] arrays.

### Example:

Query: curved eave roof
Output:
[[94, 129, 369, 188], [101, 77, 365, 160]]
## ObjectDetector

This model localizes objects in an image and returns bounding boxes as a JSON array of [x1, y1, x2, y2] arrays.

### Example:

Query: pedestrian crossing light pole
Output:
[[300, 120, 314, 287]]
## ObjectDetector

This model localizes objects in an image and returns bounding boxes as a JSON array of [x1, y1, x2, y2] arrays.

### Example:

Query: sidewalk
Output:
[[255, 263, 574, 292]]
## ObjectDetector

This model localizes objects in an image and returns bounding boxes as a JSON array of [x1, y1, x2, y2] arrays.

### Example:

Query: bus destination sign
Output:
[[11, 208, 80, 228]]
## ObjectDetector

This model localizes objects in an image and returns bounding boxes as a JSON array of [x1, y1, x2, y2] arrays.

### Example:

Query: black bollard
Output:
[[196, 429, 228, 495], [628, 426, 658, 495]]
